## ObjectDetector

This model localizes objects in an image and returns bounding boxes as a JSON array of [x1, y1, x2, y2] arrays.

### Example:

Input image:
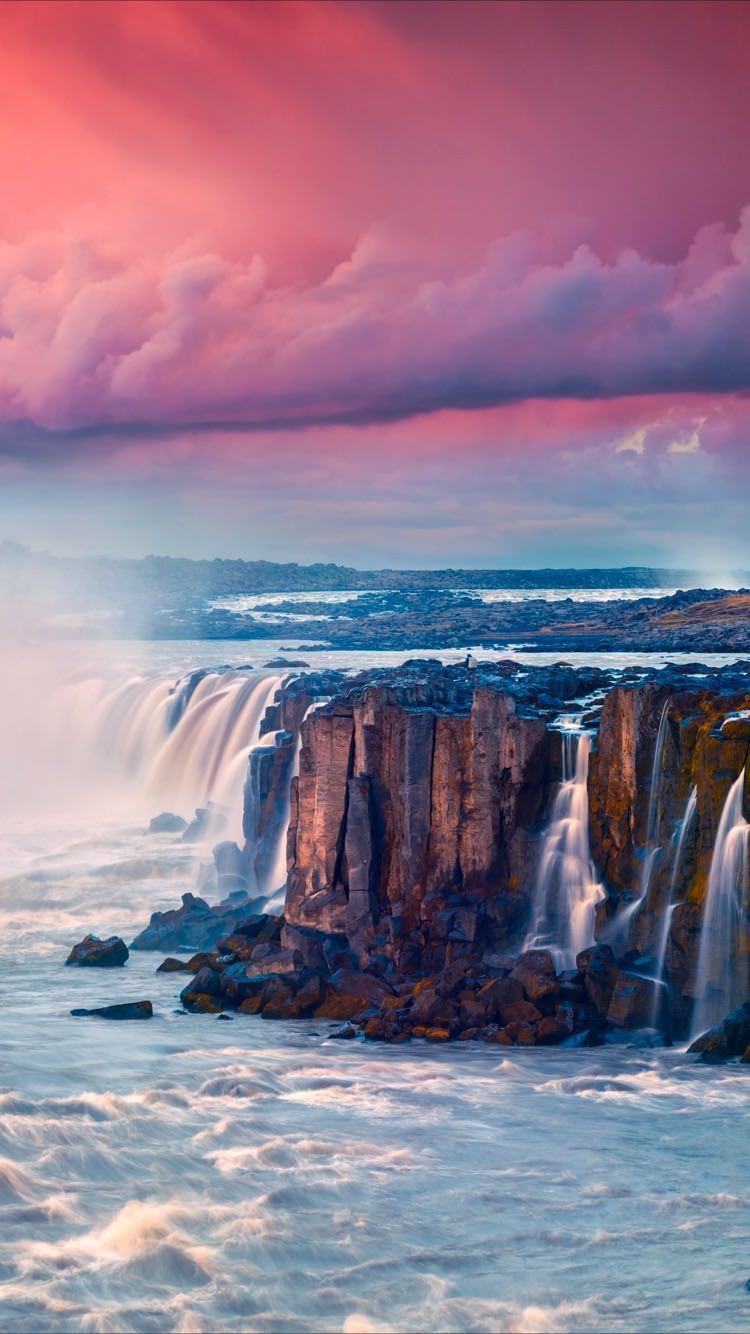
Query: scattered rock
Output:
[[148, 812, 188, 834], [66, 935, 129, 967], [71, 1001, 153, 1020]]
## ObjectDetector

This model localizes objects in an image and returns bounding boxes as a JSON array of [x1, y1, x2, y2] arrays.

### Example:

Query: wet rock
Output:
[[688, 1002, 750, 1062], [280, 922, 330, 972], [536, 1016, 570, 1045], [499, 999, 543, 1026], [606, 969, 660, 1028], [576, 944, 618, 1016], [181, 966, 223, 1002], [506, 1020, 537, 1045], [184, 993, 223, 1014], [245, 945, 301, 976], [148, 812, 188, 834], [425, 1026, 451, 1042], [330, 1024, 357, 1039], [475, 975, 524, 1021], [156, 956, 193, 973], [409, 986, 457, 1030], [314, 968, 393, 1020], [488, 1028, 513, 1045], [66, 934, 129, 967], [71, 1000, 153, 1020], [510, 951, 559, 1007], [130, 891, 261, 953]]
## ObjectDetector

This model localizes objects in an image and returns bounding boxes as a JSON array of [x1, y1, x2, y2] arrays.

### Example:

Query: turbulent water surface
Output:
[[2, 638, 750, 1332]]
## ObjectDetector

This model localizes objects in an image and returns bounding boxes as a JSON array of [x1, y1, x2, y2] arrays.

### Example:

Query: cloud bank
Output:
[[0, 211, 749, 440]]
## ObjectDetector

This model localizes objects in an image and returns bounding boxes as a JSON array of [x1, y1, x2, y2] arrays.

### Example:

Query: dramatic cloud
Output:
[[0, 211, 749, 438], [0, 0, 747, 564]]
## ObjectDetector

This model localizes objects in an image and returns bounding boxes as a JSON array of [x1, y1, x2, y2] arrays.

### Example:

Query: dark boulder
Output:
[[71, 1000, 153, 1020], [688, 1003, 750, 1063], [606, 969, 660, 1029], [576, 944, 618, 1017], [66, 935, 129, 967], [148, 812, 188, 834], [130, 891, 262, 952], [511, 950, 559, 1008]]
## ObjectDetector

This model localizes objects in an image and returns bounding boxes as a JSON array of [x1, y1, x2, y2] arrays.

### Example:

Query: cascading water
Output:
[[692, 769, 750, 1036], [53, 667, 286, 844], [650, 784, 697, 1028], [261, 697, 331, 910], [525, 729, 604, 971]]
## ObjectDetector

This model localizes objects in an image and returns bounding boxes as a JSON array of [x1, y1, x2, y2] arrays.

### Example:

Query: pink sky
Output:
[[0, 0, 748, 565]]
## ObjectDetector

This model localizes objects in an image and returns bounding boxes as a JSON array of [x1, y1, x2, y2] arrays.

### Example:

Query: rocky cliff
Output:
[[136, 658, 750, 1052], [279, 660, 750, 1040]]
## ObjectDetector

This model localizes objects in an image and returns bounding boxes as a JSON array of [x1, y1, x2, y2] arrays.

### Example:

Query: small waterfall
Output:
[[692, 770, 750, 1036], [650, 784, 697, 1028], [262, 696, 331, 912], [525, 729, 604, 971]]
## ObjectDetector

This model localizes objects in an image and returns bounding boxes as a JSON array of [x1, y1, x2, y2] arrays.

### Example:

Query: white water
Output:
[[693, 771, 750, 1036], [43, 667, 286, 847], [3, 639, 750, 1330], [2, 811, 750, 1332], [651, 786, 698, 1027], [525, 731, 604, 971]]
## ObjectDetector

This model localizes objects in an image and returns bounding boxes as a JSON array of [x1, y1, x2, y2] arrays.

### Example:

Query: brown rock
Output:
[[186, 993, 223, 1014], [606, 970, 660, 1028], [498, 999, 543, 1026], [425, 1027, 451, 1042], [66, 934, 129, 968], [536, 1016, 569, 1045], [510, 951, 559, 1006], [576, 944, 618, 1017], [506, 1021, 537, 1045], [475, 975, 524, 1021]]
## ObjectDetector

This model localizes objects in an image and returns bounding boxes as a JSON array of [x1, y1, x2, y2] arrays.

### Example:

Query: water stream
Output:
[[525, 730, 604, 970], [692, 770, 750, 1036]]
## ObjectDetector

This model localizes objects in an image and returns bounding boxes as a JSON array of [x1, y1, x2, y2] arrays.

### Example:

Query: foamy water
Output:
[[2, 639, 750, 1331], [1, 813, 750, 1333]]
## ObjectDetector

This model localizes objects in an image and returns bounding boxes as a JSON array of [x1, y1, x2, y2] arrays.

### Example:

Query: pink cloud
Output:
[[0, 211, 749, 438]]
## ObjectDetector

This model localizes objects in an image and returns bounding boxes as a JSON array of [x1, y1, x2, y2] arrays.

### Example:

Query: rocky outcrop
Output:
[[66, 935, 129, 967], [285, 666, 558, 972], [129, 659, 750, 1048], [129, 891, 264, 952]]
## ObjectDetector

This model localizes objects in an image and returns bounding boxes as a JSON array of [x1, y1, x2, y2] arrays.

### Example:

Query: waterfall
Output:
[[692, 770, 750, 1036], [650, 784, 697, 1027], [53, 667, 285, 843], [262, 696, 331, 912], [525, 729, 604, 971]]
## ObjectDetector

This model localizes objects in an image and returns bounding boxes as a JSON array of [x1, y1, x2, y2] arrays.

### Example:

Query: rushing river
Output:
[[1, 638, 750, 1332]]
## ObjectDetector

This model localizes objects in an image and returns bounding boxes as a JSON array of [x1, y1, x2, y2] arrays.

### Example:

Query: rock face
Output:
[[129, 660, 750, 1049], [285, 664, 559, 973], [66, 935, 129, 967]]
